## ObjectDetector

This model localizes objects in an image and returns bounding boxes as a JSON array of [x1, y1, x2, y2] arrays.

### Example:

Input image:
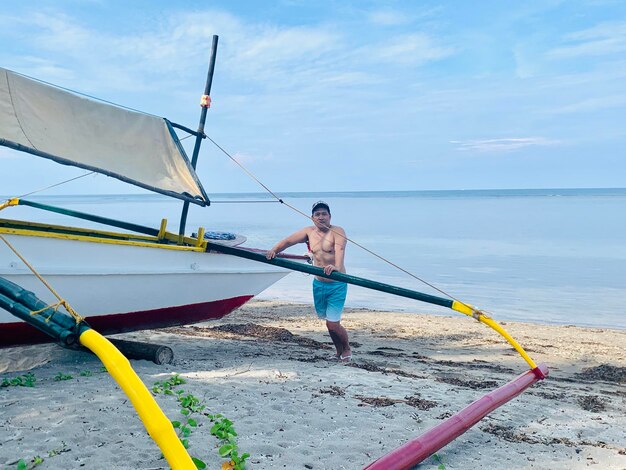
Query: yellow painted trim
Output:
[[158, 218, 168, 240], [0, 226, 205, 252], [451, 300, 474, 316], [1, 218, 210, 250], [79, 329, 195, 469], [164, 231, 207, 250], [0, 198, 20, 211], [0, 218, 156, 242], [452, 300, 538, 370], [196, 227, 205, 247]]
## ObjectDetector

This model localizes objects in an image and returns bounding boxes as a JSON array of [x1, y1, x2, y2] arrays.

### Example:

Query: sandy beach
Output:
[[1, 300, 624, 469]]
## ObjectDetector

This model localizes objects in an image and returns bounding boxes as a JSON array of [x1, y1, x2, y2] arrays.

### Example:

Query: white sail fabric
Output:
[[0, 67, 208, 205]]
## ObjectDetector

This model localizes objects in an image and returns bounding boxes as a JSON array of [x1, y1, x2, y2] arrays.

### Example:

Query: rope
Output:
[[204, 134, 475, 313], [0, 235, 84, 323], [13, 171, 96, 200], [211, 200, 279, 204]]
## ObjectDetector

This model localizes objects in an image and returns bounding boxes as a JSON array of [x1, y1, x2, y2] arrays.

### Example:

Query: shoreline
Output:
[[1, 300, 625, 469], [258, 292, 626, 331]]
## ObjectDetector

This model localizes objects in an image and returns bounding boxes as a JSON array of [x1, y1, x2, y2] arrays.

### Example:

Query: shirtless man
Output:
[[266, 201, 351, 362]]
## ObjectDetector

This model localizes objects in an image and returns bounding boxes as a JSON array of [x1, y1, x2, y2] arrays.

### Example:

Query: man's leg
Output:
[[325, 282, 349, 360], [326, 321, 351, 359]]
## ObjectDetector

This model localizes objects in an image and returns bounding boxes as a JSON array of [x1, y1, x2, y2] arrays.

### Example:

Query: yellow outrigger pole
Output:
[[450, 300, 538, 370], [0, 235, 196, 470], [79, 330, 196, 469]]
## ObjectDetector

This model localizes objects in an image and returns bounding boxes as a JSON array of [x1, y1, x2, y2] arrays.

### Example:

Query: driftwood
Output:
[[108, 338, 174, 365]]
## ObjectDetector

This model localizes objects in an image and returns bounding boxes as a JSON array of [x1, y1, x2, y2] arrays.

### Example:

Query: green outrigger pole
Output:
[[205, 242, 453, 308], [0, 276, 90, 347], [204, 241, 542, 373]]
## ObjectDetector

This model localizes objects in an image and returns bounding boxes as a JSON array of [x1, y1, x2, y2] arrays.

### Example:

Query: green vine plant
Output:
[[152, 375, 250, 470], [432, 452, 446, 470], [14, 456, 43, 470], [1, 372, 36, 388], [1, 367, 105, 389], [4, 443, 69, 470], [53, 372, 73, 381]]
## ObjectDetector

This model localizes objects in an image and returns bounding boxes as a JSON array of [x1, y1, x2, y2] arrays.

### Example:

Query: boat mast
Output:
[[178, 34, 219, 241]]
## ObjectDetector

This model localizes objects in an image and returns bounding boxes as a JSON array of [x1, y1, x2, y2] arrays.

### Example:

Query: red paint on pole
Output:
[[365, 364, 549, 470]]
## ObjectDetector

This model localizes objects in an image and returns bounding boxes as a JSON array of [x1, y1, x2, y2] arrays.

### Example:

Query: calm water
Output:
[[4, 188, 626, 329]]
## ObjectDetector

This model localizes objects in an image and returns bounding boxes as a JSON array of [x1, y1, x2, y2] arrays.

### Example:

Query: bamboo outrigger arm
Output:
[[205, 241, 545, 378], [203, 242, 549, 469], [0, 275, 196, 470]]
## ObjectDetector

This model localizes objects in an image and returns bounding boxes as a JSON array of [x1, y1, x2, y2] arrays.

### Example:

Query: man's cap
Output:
[[312, 200, 330, 214]]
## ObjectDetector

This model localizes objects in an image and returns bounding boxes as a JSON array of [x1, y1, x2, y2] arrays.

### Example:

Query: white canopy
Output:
[[0, 67, 208, 205]]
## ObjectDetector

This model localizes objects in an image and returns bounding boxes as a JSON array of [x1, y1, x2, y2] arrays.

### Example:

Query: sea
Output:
[[4, 188, 625, 330]]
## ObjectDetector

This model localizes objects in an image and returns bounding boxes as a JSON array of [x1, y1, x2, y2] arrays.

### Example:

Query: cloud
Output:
[[365, 6, 442, 26], [450, 137, 560, 153], [228, 150, 275, 166], [365, 33, 455, 66], [548, 94, 626, 114], [366, 9, 412, 26], [547, 21, 626, 58]]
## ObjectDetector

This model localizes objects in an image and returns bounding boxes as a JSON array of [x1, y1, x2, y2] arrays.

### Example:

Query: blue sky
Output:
[[1, 0, 625, 195]]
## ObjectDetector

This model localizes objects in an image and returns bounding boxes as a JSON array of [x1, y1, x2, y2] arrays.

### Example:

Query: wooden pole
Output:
[[108, 338, 174, 365], [178, 35, 219, 240]]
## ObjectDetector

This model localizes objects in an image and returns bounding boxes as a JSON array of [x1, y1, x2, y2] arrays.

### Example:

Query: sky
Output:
[[1, 0, 625, 195]]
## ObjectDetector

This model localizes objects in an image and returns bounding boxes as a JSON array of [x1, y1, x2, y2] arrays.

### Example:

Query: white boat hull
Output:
[[0, 232, 287, 346]]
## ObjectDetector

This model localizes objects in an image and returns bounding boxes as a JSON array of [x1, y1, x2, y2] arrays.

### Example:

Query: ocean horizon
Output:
[[3, 187, 625, 330]]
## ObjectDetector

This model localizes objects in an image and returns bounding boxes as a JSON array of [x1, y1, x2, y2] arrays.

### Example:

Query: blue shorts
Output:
[[313, 278, 347, 322]]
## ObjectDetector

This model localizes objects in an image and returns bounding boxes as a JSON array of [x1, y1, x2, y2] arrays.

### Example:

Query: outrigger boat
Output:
[[0, 42, 290, 347], [0, 37, 548, 469]]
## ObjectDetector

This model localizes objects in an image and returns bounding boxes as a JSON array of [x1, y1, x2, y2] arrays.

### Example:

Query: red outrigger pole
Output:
[[364, 364, 549, 470]]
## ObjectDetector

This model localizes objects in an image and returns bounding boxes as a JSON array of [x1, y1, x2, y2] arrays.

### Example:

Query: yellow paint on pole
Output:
[[452, 300, 538, 370], [79, 329, 195, 470]]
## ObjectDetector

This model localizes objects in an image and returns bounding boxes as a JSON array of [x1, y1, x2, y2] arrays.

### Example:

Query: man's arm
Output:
[[266, 227, 310, 259]]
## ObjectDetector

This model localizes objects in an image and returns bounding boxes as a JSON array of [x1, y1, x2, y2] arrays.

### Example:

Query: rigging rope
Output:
[[0, 235, 84, 323], [204, 134, 474, 312], [0, 171, 96, 206]]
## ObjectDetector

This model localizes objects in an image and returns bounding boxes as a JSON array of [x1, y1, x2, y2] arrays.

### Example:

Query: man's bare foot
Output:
[[339, 351, 352, 363]]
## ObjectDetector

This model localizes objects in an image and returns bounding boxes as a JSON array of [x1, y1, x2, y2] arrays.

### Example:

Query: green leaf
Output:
[[218, 444, 234, 457], [181, 408, 190, 416], [191, 457, 206, 469], [17, 460, 27, 470], [171, 421, 181, 428], [188, 418, 197, 427], [241, 453, 250, 460], [181, 438, 189, 449]]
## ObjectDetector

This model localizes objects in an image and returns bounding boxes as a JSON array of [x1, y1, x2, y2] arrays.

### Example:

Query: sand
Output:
[[1, 300, 625, 469]]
